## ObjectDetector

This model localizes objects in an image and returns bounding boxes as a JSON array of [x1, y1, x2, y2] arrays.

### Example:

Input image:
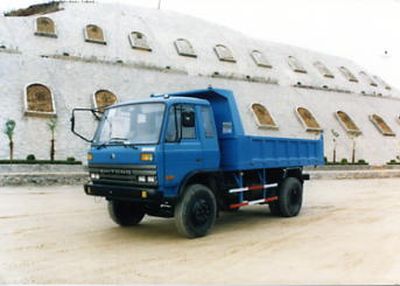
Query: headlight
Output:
[[147, 176, 156, 183], [90, 173, 100, 180], [140, 153, 153, 161], [138, 175, 146, 183]]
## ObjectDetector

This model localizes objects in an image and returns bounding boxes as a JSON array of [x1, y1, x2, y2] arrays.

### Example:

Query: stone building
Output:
[[0, 1, 399, 164]]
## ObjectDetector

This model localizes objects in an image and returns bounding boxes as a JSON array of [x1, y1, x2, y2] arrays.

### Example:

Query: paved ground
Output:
[[1, 178, 400, 284]]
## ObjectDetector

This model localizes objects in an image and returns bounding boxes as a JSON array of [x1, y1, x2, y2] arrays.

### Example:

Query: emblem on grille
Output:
[[110, 153, 116, 159]]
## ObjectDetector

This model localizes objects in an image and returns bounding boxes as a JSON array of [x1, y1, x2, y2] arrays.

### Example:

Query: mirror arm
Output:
[[70, 108, 96, 143]]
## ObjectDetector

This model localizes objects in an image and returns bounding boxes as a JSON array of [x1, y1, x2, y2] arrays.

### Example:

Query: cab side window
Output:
[[201, 106, 215, 138], [165, 104, 196, 142]]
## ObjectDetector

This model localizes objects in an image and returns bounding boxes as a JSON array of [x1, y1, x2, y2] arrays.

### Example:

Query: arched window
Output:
[[214, 44, 236, 62], [335, 111, 361, 135], [313, 61, 334, 78], [250, 103, 278, 129], [129, 31, 151, 51], [84, 24, 106, 45], [93, 90, 118, 112], [359, 71, 377, 87], [339, 66, 358, 82], [372, 75, 391, 90], [288, 56, 307, 73], [296, 107, 322, 132], [174, 38, 196, 57], [251, 50, 272, 68], [24, 83, 56, 116], [369, 114, 395, 136], [34, 17, 57, 38]]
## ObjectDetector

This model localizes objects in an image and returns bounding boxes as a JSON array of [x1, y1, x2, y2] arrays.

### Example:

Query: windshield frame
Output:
[[91, 102, 166, 147]]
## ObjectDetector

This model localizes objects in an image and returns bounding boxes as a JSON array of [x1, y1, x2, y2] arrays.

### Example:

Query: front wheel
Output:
[[174, 184, 217, 238], [108, 200, 145, 226]]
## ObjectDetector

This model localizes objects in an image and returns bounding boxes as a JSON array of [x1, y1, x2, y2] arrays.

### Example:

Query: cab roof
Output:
[[105, 88, 230, 110]]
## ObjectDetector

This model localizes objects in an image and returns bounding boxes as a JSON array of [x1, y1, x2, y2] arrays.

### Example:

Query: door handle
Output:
[[195, 158, 203, 163]]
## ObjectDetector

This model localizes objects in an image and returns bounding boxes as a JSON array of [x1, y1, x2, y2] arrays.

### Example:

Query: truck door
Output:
[[163, 104, 202, 189]]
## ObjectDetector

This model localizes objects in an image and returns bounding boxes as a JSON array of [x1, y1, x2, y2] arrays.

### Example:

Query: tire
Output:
[[277, 177, 303, 217], [268, 200, 281, 216], [108, 200, 145, 226], [174, 184, 217, 238]]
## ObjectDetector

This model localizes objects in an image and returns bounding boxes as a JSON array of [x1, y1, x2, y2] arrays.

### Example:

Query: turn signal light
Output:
[[165, 175, 175, 181], [140, 153, 153, 161]]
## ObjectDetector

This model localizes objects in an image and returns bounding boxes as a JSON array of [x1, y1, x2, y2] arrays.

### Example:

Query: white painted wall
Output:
[[0, 2, 399, 164]]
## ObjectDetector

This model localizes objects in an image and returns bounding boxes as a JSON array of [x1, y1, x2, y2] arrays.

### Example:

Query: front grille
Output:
[[89, 164, 157, 186]]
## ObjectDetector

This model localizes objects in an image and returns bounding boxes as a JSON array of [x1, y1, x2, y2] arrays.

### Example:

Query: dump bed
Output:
[[219, 135, 324, 171], [169, 88, 325, 171]]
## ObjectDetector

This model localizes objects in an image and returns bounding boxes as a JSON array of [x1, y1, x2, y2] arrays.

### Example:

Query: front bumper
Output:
[[84, 182, 162, 202]]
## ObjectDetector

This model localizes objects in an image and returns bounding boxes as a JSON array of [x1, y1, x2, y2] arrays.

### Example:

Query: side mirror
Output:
[[182, 111, 195, 128], [70, 108, 102, 143]]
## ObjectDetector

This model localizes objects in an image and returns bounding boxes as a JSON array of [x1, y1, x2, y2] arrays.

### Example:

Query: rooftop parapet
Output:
[[4, 1, 94, 17]]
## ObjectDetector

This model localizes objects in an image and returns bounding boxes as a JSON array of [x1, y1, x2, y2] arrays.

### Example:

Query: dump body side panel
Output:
[[219, 135, 324, 171]]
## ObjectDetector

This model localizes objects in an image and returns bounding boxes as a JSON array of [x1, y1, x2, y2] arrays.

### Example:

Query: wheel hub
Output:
[[191, 199, 211, 226]]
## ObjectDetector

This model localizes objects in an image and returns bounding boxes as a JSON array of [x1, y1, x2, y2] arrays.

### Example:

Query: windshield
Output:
[[93, 103, 165, 145]]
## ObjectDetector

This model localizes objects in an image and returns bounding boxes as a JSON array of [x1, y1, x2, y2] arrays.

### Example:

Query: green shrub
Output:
[[340, 158, 348, 165], [26, 154, 36, 161], [357, 159, 368, 165], [387, 159, 400, 165], [66, 157, 75, 162]]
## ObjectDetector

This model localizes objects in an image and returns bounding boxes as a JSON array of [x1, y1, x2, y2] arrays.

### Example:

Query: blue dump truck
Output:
[[71, 88, 324, 238]]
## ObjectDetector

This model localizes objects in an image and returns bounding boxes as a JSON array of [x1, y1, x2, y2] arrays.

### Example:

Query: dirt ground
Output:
[[1, 178, 400, 284]]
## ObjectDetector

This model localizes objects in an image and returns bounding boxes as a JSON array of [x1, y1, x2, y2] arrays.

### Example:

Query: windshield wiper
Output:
[[96, 137, 138, 150], [109, 137, 128, 142], [110, 137, 139, 149]]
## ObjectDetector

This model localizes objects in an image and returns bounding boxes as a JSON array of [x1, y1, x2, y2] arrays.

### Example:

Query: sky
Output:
[[1, 0, 399, 88]]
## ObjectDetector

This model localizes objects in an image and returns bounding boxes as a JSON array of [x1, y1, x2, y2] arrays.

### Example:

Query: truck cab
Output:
[[85, 95, 219, 203], [72, 88, 324, 238]]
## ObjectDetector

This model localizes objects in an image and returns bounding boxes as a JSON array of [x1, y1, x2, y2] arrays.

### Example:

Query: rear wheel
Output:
[[108, 200, 145, 226], [279, 177, 303, 217], [269, 177, 303, 217], [174, 184, 217, 238]]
